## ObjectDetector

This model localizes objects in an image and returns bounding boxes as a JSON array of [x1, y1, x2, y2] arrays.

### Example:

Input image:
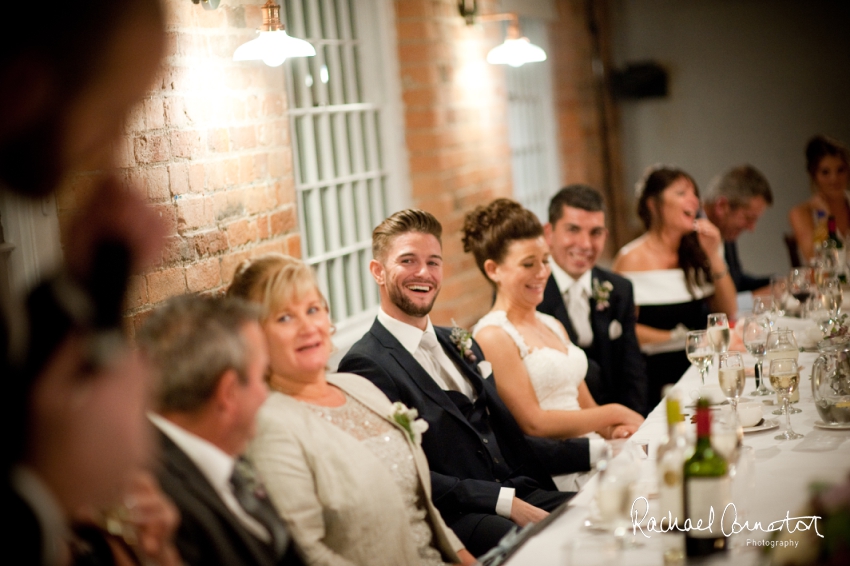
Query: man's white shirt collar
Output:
[[149, 413, 271, 542], [377, 307, 435, 354], [149, 413, 235, 493], [550, 261, 592, 297]]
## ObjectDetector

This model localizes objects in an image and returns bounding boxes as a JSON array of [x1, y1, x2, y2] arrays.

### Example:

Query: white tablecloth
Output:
[[507, 348, 850, 565]]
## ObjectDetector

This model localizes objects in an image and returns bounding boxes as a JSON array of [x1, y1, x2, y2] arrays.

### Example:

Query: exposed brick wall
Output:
[[57, 0, 300, 338], [395, 0, 513, 328], [55, 0, 621, 337], [549, 0, 628, 257]]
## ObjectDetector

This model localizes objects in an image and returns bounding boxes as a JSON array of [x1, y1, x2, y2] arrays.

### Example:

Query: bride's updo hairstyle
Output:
[[462, 198, 543, 285]]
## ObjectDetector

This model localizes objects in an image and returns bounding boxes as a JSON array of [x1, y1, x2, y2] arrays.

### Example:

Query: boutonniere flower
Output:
[[592, 278, 614, 311], [233, 457, 268, 500], [450, 320, 477, 363], [390, 402, 429, 444]]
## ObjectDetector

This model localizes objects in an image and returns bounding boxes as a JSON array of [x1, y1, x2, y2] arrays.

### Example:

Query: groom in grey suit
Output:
[[138, 295, 303, 566], [538, 185, 648, 415]]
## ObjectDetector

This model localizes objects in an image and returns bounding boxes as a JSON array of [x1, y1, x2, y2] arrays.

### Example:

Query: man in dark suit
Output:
[[338, 209, 587, 556], [703, 165, 774, 293], [138, 295, 303, 566], [538, 185, 649, 415]]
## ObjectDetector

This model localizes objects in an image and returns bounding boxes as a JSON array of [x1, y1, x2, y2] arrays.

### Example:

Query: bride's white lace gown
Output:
[[472, 310, 595, 490]]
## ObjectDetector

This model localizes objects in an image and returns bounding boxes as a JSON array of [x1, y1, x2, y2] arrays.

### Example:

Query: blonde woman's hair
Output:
[[227, 253, 326, 318]]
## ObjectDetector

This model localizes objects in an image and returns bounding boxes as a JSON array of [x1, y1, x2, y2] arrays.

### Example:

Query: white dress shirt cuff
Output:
[[589, 438, 607, 467], [496, 487, 516, 518]]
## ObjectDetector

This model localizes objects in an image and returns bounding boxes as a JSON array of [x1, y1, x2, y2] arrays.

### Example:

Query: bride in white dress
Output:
[[461, 200, 644, 450]]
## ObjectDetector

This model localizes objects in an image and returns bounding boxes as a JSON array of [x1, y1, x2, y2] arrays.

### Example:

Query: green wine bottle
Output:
[[683, 398, 730, 556], [825, 216, 847, 283]]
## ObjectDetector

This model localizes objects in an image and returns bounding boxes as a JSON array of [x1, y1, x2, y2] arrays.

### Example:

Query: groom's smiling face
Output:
[[372, 231, 443, 322]]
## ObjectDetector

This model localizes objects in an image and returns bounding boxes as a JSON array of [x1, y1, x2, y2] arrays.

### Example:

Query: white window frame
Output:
[[504, 17, 561, 222], [282, 0, 409, 362]]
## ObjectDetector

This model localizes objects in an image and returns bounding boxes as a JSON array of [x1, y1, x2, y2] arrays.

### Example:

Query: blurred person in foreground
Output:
[[138, 295, 304, 566], [703, 165, 774, 294], [339, 210, 586, 556], [613, 165, 737, 407], [228, 253, 473, 566], [538, 185, 648, 416], [789, 135, 850, 264], [0, 1, 168, 564]]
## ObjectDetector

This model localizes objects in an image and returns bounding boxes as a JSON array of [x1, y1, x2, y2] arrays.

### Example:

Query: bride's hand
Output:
[[609, 424, 639, 439]]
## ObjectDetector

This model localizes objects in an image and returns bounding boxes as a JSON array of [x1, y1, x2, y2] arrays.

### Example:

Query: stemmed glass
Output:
[[707, 313, 730, 360], [742, 315, 771, 396], [821, 276, 843, 319], [765, 328, 801, 415], [718, 351, 746, 428], [595, 447, 640, 548], [806, 292, 834, 335], [768, 358, 804, 440], [770, 275, 788, 317], [753, 297, 776, 327], [686, 330, 714, 385], [789, 268, 814, 318]]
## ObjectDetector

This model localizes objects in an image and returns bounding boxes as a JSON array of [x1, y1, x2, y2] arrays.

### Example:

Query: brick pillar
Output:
[[395, 0, 513, 328]]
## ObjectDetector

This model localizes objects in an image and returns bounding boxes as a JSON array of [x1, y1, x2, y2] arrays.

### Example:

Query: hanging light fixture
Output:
[[485, 19, 546, 68], [233, 1, 316, 67], [457, 0, 547, 68]]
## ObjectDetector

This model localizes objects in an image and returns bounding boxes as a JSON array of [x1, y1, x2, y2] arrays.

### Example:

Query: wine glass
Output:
[[770, 275, 788, 317], [806, 291, 834, 335], [686, 330, 714, 385], [765, 328, 801, 415], [707, 313, 730, 361], [768, 358, 804, 440], [741, 315, 771, 396], [789, 268, 813, 318], [718, 351, 746, 426], [753, 297, 776, 327], [595, 449, 639, 548]]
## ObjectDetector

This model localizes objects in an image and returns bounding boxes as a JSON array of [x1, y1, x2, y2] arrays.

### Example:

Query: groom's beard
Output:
[[388, 281, 438, 318]]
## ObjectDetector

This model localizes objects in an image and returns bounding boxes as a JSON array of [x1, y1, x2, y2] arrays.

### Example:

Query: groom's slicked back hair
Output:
[[372, 209, 442, 261]]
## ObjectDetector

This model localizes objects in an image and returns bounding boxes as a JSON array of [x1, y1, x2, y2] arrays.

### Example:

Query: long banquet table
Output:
[[507, 334, 850, 565]]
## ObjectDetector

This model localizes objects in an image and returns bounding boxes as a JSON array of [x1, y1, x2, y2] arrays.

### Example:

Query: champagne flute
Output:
[[768, 358, 804, 440], [707, 313, 730, 357], [770, 274, 788, 317], [718, 351, 746, 427], [686, 330, 714, 385], [821, 276, 843, 318], [789, 268, 813, 318], [742, 315, 771, 396]]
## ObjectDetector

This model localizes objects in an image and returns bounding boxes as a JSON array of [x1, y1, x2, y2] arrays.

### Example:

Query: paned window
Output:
[[283, 0, 406, 333]]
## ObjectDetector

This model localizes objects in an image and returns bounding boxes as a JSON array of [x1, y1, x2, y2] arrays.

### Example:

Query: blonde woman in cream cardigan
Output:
[[228, 254, 474, 566]]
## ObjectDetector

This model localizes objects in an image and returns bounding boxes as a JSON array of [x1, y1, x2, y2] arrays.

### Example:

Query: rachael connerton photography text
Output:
[[628, 496, 823, 539]]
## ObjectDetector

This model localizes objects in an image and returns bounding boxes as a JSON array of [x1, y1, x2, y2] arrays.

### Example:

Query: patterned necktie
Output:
[[230, 457, 289, 558], [567, 284, 594, 347], [419, 332, 472, 398]]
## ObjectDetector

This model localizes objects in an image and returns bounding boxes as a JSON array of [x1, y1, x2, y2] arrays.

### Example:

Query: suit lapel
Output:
[[159, 432, 274, 564], [543, 275, 577, 343], [435, 327, 484, 398], [370, 321, 475, 430], [588, 268, 613, 349]]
